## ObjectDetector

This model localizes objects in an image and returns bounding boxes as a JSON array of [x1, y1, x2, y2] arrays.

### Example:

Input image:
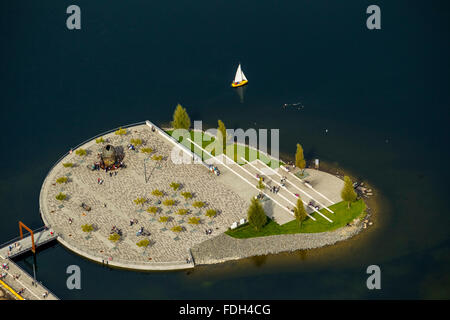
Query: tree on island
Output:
[[171, 104, 191, 130], [247, 197, 267, 231], [341, 176, 357, 208], [217, 120, 227, 152], [295, 143, 306, 174], [293, 197, 307, 228]]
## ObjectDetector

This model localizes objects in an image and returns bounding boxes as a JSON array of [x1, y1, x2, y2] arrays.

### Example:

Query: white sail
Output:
[[241, 68, 247, 81], [234, 64, 243, 83]]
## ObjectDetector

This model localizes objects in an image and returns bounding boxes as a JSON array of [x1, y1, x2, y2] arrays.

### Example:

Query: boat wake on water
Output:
[[282, 102, 304, 110]]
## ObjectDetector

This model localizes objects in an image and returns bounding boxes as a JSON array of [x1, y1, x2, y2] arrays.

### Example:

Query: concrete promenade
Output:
[[39, 122, 248, 270], [0, 256, 58, 300]]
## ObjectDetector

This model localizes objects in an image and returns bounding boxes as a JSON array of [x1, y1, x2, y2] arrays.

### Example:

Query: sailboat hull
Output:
[[231, 80, 248, 88]]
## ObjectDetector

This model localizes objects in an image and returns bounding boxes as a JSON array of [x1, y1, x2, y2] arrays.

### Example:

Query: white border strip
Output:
[[186, 138, 316, 221], [240, 158, 332, 223]]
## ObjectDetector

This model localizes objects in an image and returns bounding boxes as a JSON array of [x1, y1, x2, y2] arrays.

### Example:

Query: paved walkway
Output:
[[0, 257, 58, 300], [39, 123, 248, 269], [187, 138, 343, 225]]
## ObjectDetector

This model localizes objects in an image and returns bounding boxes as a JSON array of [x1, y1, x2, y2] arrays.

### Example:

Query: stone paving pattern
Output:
[[40, 124, 247, 266]]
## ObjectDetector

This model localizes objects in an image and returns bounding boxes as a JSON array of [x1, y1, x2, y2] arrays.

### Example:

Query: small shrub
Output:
[[163, 199, 175, 206], [130, 138, 143, 146], [62, 163, 73, 168], [176, 208, 188, 215], [170, 182, 181, 191], [181, 192, 193, 199], [109, 233, 121, 242], [256, 177, 265, 190], [134, 197, 146, 206], [171, 226, 183, 232], [159, 216, 169, 223], [136, 239, 150, 247], [115, 127, 127, 136], [95, 137, 105, 144], [75, 149, 86, 156], [81, 224, 94, 233], [205, 209, 217, 218], [188, 217, 201, 225], [151, 189, 164, 197], [55, 192, 66, 201], [192, 201, 205, 208], [56, 177, 68, 184], [151, 155, 163, 161], [141, 147, 153, 154], [146, 206, 159, 214]]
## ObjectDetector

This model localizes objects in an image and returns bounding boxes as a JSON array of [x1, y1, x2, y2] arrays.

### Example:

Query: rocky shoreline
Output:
[[191, 158, 377, 266], [191, 218, 365, 265]]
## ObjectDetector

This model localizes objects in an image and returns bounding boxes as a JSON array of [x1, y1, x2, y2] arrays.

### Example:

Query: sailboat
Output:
[[231, 64, 248, 87]]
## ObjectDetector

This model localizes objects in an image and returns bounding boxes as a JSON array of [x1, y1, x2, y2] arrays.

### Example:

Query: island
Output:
[[39, 105, 374, 270]]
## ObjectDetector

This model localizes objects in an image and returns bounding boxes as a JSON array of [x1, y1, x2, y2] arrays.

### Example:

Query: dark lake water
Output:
[[1, 0, 449, 299]]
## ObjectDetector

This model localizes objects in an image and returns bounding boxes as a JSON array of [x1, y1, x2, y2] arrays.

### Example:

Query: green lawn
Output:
[[166, 129, 281, 167], [225, 199, 366, 239]]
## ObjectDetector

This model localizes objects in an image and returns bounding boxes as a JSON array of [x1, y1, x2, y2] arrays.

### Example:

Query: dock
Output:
[[0, 227, 59, 300]]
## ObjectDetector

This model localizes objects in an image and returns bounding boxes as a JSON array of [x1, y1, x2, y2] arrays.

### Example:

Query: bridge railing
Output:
[[0, 226, 49, 250]]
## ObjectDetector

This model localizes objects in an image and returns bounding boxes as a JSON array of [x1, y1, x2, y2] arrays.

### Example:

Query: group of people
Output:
[[256, 174, 265, 181], [106, 161, 125, 172], [308, 200, 320, 210], [205, 229, 213, 235], [90, 158, 125, 173], [136, 226, 150, 236], [108, 171, 118, 177], [127, 144, 137, 151], [110, 226, 122, 236], [129, 218, 138, 226], [209, 165, 220, 176], [97, 177, 104, 185], [7, 242, 22, 253], [2, 262, 9, 270], [256, 193, 265, 200], [269, 186, 280, 194], [90, 162, 102, 171]]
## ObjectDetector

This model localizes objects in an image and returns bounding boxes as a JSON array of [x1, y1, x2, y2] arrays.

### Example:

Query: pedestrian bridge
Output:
[[0, 226, 57, 259]]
